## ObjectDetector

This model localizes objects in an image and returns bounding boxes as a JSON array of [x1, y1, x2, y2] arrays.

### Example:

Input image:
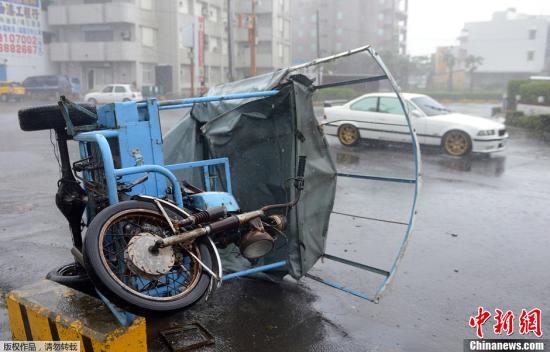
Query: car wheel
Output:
[[87, 98, 97, 105], [442, 130, 471, 157], [337, 124, 360, 146]]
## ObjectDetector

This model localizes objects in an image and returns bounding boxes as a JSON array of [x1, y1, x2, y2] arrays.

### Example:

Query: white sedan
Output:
[[323, 93, 508, 156], [84, 84, 143, 104]]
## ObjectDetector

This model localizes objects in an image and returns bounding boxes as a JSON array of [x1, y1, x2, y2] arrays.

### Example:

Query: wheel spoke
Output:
[[97, 209, 204, 302]]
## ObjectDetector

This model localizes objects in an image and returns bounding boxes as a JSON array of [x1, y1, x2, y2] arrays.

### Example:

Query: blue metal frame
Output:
[[74, 91, 277, 207], [296, 46, 422, 303], [72, 90, 286, 301]]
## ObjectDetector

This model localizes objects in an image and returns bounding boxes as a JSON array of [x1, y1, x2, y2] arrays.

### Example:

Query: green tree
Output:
[[443, 49, 456, 92], [464, 55, 484, 91]]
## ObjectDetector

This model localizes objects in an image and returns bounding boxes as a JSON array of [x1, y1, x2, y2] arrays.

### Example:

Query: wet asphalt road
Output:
[[0, 101, 549, 351]]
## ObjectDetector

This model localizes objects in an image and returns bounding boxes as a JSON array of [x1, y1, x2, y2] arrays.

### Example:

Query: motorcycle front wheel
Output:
[[83, 200, 212, 312]]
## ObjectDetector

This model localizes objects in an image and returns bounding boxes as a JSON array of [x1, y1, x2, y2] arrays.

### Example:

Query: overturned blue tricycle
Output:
[[17, 45, 421, 313]]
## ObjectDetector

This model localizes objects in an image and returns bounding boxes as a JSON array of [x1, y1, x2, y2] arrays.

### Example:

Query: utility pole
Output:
[[249, 0, 256, 76], [226, 0, 234, 81], [190, 48, 194, 96], [315, 9, 321, 84]]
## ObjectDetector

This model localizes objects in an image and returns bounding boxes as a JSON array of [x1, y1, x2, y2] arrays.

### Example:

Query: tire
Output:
[[87, 98, 97, 105], [83, 200, 213, 312], [46, 262, 96, 296], [18, 103, 97, 131], [337, 123, 360, 146], [442, 130, 472, 157]]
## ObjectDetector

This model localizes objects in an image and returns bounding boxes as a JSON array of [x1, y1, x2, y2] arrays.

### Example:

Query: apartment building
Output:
[[458, 8, 550, 88], [233, 0, 292, 76], [46, 0, 291, 96], [291, 0, 408, 69]]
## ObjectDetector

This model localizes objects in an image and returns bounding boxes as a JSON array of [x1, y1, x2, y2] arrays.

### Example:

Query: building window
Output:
[[335, 42, 342, 51], [378, 13, 384, 20], [309, 43, 316, 52], [209, 37, 220, 53], [222, 40, 228, 55], [140, 0, 153, 10], [335, 28, 343, 36], [141, 26, 157, 47], [179, 0, 190, 14], [378, 28, 384, 36], [300, 15, 305, 23], [310, 14, 316, 23], [278, 43, 284, 58], [528, 29, 536, 40], [527, 51, 535, 61], [298, 44, 304, 53], [298, 30, 304, 38], [209, 7, 219, 23], [194, 3, 205, 16], [142, 63, 155, 85], [336, 11, 343, 20]]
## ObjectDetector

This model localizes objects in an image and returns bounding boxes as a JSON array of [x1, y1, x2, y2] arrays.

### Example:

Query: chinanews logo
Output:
[[465, 307, 546, 352]]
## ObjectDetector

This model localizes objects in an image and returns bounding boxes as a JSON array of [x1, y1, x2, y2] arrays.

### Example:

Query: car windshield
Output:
[[411, 96, 450, 116]]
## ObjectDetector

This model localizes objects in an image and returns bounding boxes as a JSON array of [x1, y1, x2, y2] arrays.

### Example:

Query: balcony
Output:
[[48, 3, 137, 25], [49, 41, 139, 62]]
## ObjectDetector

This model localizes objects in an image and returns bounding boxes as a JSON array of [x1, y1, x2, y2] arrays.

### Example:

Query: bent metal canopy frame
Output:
[[289, 45, 422, 303]]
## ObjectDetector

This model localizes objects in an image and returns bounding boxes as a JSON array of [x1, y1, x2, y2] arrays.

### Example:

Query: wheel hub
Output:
[[125, 233, 175, 279]]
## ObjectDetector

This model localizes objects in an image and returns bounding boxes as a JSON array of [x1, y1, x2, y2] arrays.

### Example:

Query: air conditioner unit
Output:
[[120, 31, 131, 41]]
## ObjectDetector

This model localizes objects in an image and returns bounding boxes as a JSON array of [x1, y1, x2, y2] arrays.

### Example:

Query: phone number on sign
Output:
[[0, 32, 39, 54]]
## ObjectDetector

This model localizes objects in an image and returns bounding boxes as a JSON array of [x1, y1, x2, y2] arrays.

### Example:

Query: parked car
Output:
[[84, 84, 143, 104], [22, 75, 80, 100], [0, 81, 25, 102], [323, 93, 508, 156]]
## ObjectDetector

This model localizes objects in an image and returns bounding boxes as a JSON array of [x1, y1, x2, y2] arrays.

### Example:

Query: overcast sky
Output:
[[407, 0, 550, 56]]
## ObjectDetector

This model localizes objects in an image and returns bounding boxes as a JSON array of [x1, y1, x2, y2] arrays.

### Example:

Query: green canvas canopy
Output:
[[164, 70, 337, 280]]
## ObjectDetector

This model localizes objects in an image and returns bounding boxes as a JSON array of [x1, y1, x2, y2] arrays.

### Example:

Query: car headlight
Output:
[[477, 130, 496, 136]]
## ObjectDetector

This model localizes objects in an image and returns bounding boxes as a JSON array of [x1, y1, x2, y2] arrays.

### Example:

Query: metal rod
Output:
[[154, 199, 177, 235], [337, 172, 416, 184], [288, 45, 371, 72], [314, 75, 388, 90], [184, 247, 220, 281], [222, 260, 287, 281], [166, 157, 232, 194], [74, 132, 119, 204], [250, 0, 256, 76], [304, 273, 375, 302], [365, 46, 422, 301], [323, 254, 390, 277], [331, 211, 409, 226], [146, 90, 279, 109], [226, 0, 234, 81], [206, 236, 224, 287], [158, 103, 194, 111], [113, 165, 184, 208]]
